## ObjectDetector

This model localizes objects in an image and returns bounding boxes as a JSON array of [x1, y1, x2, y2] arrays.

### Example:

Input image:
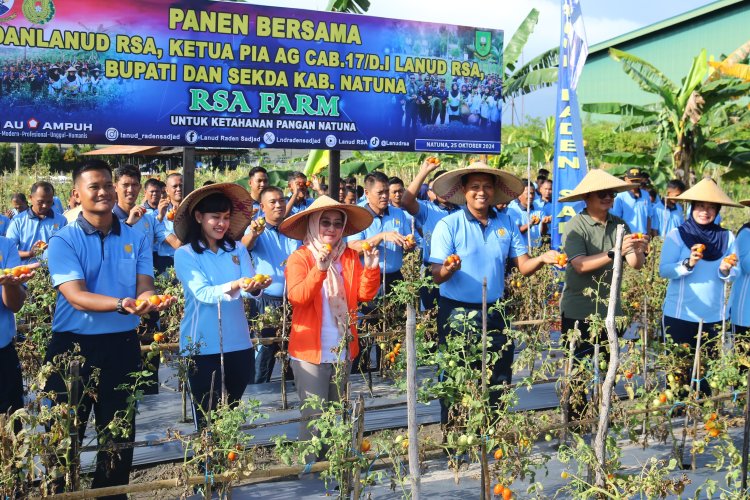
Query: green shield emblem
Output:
[[475, 31, 492, 58]]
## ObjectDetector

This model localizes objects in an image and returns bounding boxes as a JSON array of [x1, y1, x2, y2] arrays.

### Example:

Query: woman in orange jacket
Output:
[[280, 196, 381, 444]]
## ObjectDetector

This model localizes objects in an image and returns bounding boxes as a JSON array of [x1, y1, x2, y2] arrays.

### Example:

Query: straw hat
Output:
[[557, 169, 633, 202], [279, 195, 373, 241], [431, 162, 524, 205], [173, 183, 255, 242], [65, 66, 77, 72], [674, 178, 742, 208]]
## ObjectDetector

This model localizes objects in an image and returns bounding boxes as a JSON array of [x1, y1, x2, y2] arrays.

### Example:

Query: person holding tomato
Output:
[[45, 160, 176, 496], [280, 196, 380, 449], [172, 183, 269, 430], [729, 198, 750, 341], [660, 178, 741, 396]]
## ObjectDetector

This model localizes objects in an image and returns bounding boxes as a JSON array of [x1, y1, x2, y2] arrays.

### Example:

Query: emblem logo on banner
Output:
[[22, 0, 55, 24], [474, 31, 492, 59]]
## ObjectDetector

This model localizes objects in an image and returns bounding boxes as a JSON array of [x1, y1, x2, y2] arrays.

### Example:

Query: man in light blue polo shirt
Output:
[[284, 171, 314, 217], [44, 160, 174, 495], [402, 158, 460, 310], [0, 238, 37, 432], [141, 177, 163, 216], [348, 171, 416, 373], [611, 168, 651, 234], [248, 166, 269, 219], [651, 179, 686, 238], [506, 181, 544, 249], [154, 172, 184, 274], [242, 185, 300, 384], [429, 164, 560, 424], [6, 181, 67, 263]]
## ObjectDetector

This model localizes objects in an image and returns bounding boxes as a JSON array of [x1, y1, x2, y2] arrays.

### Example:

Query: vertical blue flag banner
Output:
[[551, 0, 589, 250], [0, 1, 503, 154]]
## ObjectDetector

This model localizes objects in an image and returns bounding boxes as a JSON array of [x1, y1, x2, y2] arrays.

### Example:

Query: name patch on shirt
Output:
[[232, 255, 240, 265]]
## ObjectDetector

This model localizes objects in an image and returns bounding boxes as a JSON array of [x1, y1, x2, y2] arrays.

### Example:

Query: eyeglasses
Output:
[[320, 220, 345, 229], [595, 191, 616, 199]]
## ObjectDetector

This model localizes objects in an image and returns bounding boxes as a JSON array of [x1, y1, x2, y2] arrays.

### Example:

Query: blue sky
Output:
[[235, 0, 718, 120]]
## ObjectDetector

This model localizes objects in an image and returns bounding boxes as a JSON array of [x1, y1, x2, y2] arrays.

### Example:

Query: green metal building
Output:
[[578, 0, 750, 117]]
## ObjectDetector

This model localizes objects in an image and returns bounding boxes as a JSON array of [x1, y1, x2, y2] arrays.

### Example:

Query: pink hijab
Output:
[[304, 210, 350, 337]]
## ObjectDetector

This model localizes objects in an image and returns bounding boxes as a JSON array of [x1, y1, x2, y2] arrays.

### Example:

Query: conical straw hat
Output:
[[279, 195, 373, 241], [674, 178, 742, 208], [431, 163, 524, 205], [557, 169, 633, 202], [173, 183, 255, 242]]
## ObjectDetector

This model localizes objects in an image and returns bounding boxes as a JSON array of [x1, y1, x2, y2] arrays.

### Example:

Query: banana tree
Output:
[[582, 45, 750, 185]]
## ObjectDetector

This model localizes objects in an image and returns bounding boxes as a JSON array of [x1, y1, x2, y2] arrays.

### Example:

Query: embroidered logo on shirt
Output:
[[53, 224, 59, 229], [497, 228, 506, 236], [394, 219, 400, 226], [124, 244, 133, 253], [232, 255, 240, 265]]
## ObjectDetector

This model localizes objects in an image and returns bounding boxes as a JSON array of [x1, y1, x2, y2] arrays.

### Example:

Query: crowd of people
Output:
[[0, 59, 110, 99], [401, 73, 503, 129], [0, 157, 748, 496]]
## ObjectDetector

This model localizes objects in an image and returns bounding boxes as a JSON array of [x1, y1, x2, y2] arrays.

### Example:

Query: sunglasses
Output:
[[320, 220, 345, 229], [596, 191, 616, 199]]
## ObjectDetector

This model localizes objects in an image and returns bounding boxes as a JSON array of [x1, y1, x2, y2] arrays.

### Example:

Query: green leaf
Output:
[[609, 48, 678, 110], [601, 152, 655, 167], [503, 9, 540, 74], [676, 48, 708, 111], [504, 47, 558, 99], [326, 0, 370, 14]]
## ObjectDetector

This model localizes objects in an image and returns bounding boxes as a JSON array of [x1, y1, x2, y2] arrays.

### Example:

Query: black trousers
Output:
[[44, 331, 141, 500], [188, 348, 254, 430], [352, 271, 402, 374], [0, 342, 24, 433], [662, 315, 722, 396], [153, 254, 174, 276], [437, 297, 513, 425]]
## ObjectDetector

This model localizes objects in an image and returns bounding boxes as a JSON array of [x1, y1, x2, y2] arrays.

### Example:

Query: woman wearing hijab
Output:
[[447, 83, 462, 123], [173, 183, 270, 429], [280, 196, 380, 443], [659, 178, 740, 395], [729, 198, 750, 341]]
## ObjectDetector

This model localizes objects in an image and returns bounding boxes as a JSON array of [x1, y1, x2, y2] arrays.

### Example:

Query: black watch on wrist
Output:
[[116, 298, 129, 315], [682, 258, 694, 271], [607, 249, 615, 260]]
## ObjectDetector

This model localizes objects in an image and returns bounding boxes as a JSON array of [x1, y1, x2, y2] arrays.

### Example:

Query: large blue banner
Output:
[[551, 0, 588, 249], [0, 1, 503, 153]]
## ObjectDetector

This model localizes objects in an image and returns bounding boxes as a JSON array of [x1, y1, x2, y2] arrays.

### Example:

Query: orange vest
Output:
[[285, 246, 381, 364]]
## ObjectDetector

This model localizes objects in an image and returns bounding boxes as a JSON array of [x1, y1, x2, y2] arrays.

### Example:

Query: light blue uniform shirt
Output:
[[730, 227, 750, 327], [245, 224, 300, 298], [6, 208, 67, 263], [0, 237, 21, 348], [612, 189, 651, 234], [287, 197, 314, 215], [505, 200, 544, 248], [141, 201, 160, 217], [659, 227, 736, 323], [413, 200, 460, 264], [154, 205, 177, 257], [0, 214, 9, 237], [52, 196, 64, 215], [113, 204, 155, 253], [651, 201, 685, 238], [175, 242, 257, 355], [348, 203, 412, 273], [429, 207, 527, 303], [397, 205, 423, 251], [533, 198, 553, 218], [48, 214, 153, 334]]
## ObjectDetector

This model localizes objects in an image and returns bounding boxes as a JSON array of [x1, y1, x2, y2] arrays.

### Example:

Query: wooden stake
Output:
[[480, 278, 490, 500], [678, 319, 703, 469], [281, 281, 289, 410], [217, 301, 227, 406], [560, 323, 577, 444], [406, 301, 421, 499], [741, 368, 750, 491], [351, 393, 365, 500], [68, 361, 80, 492], [593, 224, 625, 488]]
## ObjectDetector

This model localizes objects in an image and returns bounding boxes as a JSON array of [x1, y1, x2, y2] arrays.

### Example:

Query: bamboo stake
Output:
[[593, 224, 625, 489], [281, 282, 289, 410], [560, 322, 577, 444], [741, 368, 750, 491], [480, 278, 490, 500], [526, 148, 532, 254], [351, 393, 365, 500], [217, 301, 227, 405], [678, 319, 703, 468], [68, 362, 80, 493], [406, 301, 421, 499]]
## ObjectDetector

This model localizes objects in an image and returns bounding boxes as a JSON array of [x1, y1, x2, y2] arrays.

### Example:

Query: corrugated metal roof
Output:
[[588, 0, 748, 55], [82, 145, 162, 155]]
